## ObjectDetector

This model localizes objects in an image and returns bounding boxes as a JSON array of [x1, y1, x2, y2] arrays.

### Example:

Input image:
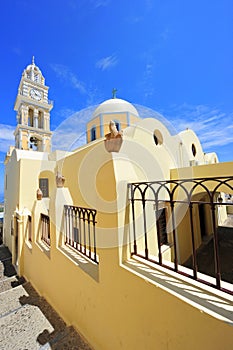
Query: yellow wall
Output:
[[22, 215, 233, 350], [86, 116, 101, 143], [3, 150, 20, 252], [19, 147, 233, 350], [102, 112, 128, 136], [5, 134, 233, 350], [4, 151, 56, 267], [21, 131, 28, 150], [86, 112, 140, 143], [129, 113, 141, 125], [171, 162, 233, 193]]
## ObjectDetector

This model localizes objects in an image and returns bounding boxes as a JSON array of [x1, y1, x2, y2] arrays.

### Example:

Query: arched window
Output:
[[34, 73, 40, 83], [28, 108, 34, 127], [114, 120, 120, 131], [30, 136, 38, 150], [153, 129, 163, 146], [39, 178, 49, 197], [29, 136, 43, 151], [192, 143, 197, 157], [91, 126, 96, 141], [38, 111, 43, 129]]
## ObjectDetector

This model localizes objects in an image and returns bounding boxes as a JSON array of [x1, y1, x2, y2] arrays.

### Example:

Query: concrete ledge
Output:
[[123, 256, 233, 325]]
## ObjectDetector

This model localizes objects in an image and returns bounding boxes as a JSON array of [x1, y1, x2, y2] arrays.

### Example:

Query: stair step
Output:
[[0, 281, 93, 350], [0, 276, 18, 293], [0, 243, 94, 350], [0, 275, 25, 293], [0, 283, 29, 317], [0, 304, 54, 350]]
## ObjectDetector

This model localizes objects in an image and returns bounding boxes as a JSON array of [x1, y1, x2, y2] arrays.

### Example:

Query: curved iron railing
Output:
[[128, 176, 233, 295]]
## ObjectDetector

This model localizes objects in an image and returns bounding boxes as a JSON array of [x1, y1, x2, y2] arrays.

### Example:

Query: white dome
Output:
[[22, 57, 44, 85], [93, 98, 139, 117], [25, 56, 42, 74], [25, 63, 42, 74]]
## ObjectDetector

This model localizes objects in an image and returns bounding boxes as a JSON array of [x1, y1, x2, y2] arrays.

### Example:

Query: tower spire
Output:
[[32, 56, 35, 65]]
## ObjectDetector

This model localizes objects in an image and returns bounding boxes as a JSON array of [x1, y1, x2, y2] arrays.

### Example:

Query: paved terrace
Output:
[[0, 245, 93, 350], [184, 216, 233, 284]]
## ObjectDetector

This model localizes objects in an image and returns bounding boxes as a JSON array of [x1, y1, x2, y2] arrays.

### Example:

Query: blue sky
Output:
[[0, 0, 233, 201]]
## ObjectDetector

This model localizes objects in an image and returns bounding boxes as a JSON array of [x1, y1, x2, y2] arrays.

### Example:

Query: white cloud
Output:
[[167, 104, 233, 151], [126, 16, 144, 23], [55, 108, 77, 119], [85, 83, 104, 106], [91, 0, 110, 8], [0, 124, 15, 141], [0, 124, 15, 152], [96, 55, 118, 71], [137, 60, 155, 100], [50, 64, 86, 93], [52, 105, 97, 151], [50, 64, 104, 106]]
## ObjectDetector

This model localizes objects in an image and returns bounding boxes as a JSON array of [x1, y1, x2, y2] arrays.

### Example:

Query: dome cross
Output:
[[112, 88, 117, 99]]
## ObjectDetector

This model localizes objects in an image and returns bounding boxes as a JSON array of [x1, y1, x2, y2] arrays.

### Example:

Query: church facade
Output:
[[3, 59, 233, 350]]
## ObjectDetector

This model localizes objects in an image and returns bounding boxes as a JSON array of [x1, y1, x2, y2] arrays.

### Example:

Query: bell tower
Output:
[[14, 57, 53, 152]]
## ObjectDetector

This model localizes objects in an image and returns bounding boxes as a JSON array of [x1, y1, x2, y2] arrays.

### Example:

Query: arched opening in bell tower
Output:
[[28, 108, 34, 127], [29, 136, 43, 151], [38, 111, 44, 129]]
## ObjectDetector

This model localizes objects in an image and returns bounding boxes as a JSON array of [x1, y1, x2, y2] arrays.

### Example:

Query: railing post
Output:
[[171, 201, 178, 272], [211, 202, 221, 289], [64, 206, 68, 244], [155, 194, 162, 265], [68, 207, 72, 246], [87, 211, 92, 258], [142, 194, 149, 259], [189, 203, 197, 279], [130, 184, 137, 255], [74, 207, 78, 249], [93, 212, 97, 262], [83, 210, 87, 255], [71, 207, 75, 248]]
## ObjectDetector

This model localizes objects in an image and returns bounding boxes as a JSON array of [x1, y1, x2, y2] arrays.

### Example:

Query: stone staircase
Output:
[[0, 245, 93, 350]]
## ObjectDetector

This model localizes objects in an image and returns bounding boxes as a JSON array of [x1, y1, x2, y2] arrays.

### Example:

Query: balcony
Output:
[[128, 176, 233, 295]]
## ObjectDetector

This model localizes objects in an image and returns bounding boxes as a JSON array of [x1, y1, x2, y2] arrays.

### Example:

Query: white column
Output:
[[19, 130, 22, 149], [44, 112, 50, 131], [34, 109, 38, 128], [22, 106, 28, 125], [42, 137, 45, 151]]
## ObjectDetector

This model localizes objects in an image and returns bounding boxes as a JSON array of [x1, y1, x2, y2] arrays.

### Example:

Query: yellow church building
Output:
[[3, 59, 233, 350]]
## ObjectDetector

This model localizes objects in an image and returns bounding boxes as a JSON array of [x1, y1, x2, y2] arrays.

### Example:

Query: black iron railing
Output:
[[41, 213, 50, 246], [128, 176, 233, 295], [64, 205, 98, 263]]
